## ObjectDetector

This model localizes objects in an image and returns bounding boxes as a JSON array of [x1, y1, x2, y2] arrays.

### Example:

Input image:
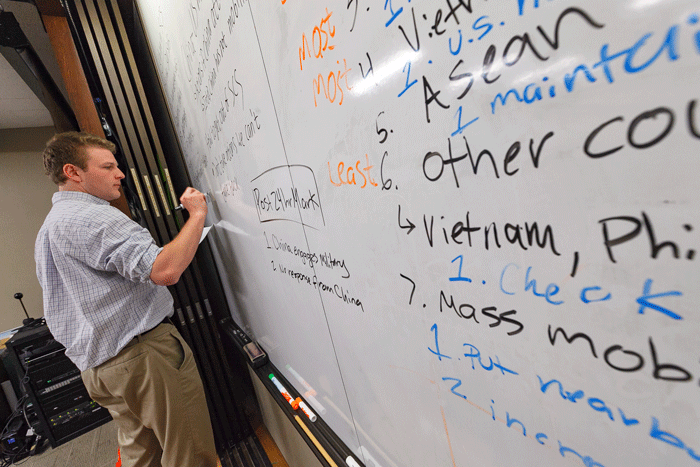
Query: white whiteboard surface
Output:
[[136, 1, 700, 466]]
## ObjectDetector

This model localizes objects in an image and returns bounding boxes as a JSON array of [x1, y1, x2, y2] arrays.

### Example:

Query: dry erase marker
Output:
[[270, 374, 317, 421], [291, 397, 317, 422], [269, 373, 293, 404], [174, 192, 210, 211], [285, 364, 326, 414], [345, 456, 361, 467]]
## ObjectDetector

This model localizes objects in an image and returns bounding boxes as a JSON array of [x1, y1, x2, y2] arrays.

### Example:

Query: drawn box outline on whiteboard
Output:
[[251, 164, 325, 230]]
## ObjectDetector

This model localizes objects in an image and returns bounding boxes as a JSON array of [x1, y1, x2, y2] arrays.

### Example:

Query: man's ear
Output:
[[62, 163, 81, 182]]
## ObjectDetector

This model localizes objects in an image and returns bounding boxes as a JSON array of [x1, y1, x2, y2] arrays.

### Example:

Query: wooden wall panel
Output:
[[42, 12, 130, 216]]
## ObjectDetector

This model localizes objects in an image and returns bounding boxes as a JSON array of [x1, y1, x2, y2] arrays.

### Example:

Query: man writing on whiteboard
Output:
[[35, 132, 219, 467]]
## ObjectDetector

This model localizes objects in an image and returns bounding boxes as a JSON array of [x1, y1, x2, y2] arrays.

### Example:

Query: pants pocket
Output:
[[160, 327, 193, 371]]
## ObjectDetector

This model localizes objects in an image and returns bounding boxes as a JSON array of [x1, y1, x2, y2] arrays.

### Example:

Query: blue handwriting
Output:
[[490, 19, 695, 114], [538, 375, 699, 462], [636, 279, 683, 320]]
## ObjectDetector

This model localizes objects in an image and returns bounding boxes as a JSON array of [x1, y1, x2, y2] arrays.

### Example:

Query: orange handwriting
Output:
[[313, 59, 352, 107], [299, 8, 335, 70], [328, 154, 378, 188]]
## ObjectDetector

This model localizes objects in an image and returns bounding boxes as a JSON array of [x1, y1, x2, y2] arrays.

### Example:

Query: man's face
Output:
[[75, 146, 125, 201]]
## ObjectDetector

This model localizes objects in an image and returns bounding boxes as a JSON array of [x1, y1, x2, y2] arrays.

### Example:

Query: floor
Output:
[[15, 420, 119, 467], [14, 421, 289, 467], [252, 423, 289, 467]]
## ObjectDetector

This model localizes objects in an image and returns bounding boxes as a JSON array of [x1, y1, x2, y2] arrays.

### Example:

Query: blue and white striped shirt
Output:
[[35, 191, 173, 371]]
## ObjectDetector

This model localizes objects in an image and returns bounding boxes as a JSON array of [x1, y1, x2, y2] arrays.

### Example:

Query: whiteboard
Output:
[[135, 1, 700, 466]]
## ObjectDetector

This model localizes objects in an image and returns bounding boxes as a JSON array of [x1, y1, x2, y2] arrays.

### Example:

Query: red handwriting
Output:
[[328, 154, 378, 188]]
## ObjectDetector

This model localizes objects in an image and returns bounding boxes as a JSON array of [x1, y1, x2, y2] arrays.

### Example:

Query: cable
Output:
[[0, 395, 30, 466], [0, 366, 42, 465]]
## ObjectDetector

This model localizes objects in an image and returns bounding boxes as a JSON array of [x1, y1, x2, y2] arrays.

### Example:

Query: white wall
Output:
[[0, 127, 57, 331]]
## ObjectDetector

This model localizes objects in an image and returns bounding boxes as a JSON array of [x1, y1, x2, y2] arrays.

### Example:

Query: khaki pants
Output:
[[82, 323, 219, 467]]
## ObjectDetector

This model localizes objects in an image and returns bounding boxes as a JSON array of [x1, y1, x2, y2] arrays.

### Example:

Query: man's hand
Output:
[[179, 187, 208, 217]]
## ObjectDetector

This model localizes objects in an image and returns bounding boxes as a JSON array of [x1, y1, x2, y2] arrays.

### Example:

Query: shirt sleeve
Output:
[[78, 206, 163, 283]]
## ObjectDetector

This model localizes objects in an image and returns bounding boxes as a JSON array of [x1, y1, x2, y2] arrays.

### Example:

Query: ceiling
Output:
[[0, 52, 53, 129], [0, 0, 69, 131]]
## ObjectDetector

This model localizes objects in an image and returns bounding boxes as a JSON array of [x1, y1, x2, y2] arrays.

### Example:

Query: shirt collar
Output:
[[52, 191, 110, 206]]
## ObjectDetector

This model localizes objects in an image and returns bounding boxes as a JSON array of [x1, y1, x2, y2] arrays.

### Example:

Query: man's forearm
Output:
[[150, 212, 206, 285]]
